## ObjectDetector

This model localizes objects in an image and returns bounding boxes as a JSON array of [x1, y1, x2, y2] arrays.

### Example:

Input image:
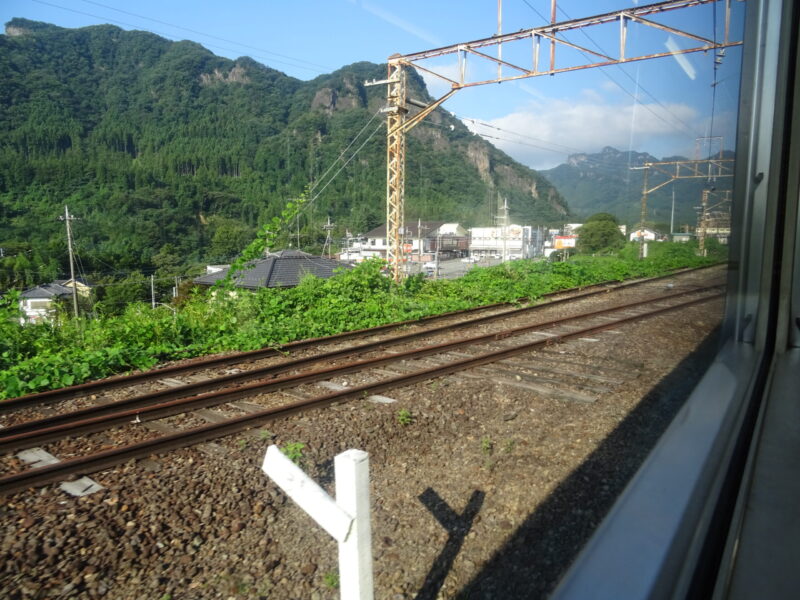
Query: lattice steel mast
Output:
[[370, 0, 742, 281]]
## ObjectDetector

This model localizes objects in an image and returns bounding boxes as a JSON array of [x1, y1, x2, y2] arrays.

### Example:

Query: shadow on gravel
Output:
[[454, 327, 722, 600], [415, 488, 485, 600]]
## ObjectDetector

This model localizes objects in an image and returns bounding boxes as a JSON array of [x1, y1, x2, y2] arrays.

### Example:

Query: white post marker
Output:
[[262, 445, 374, 600]]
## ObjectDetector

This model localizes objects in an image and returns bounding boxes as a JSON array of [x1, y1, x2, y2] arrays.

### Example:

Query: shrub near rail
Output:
[[0, 246, 720, 399]]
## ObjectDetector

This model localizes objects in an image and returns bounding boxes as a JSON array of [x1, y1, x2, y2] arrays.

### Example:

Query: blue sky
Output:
[[2, 0, 745, 169]]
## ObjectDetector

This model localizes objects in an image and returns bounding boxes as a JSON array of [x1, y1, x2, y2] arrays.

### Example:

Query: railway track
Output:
[[0, 268, 724, 496], [0, 264, 721, 415]]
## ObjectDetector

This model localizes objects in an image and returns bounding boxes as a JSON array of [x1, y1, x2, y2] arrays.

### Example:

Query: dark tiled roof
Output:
[[193, 253, 350, 289], [20, 283, 74, 299]]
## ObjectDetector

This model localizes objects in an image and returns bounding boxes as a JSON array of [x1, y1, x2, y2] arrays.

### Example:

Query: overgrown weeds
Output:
[[0, 247, 720, 399]]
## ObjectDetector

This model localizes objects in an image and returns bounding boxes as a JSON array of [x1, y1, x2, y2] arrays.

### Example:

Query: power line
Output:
[[442, 114, 655, 173], [554, 3, 700, 139], [309, 109, 383, 195], [77, 0, 332, 72], [516, 0, 699, 140], [303, 120, 385, 213], [31, 0, 330, 75]]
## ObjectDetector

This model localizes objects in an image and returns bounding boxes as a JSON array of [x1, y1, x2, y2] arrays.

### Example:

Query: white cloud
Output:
[[463, 96, 702, 169]]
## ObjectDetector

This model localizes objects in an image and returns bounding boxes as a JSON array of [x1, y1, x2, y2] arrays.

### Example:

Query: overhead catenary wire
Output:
[[438, 114, 655, 173], [31, 0, 330, 75], [290, 109, 384, 244], [303, 119, 385, 212], [517, 0, 700, 141], [308, 109, 383, 196], [77, 0, 332, 72]]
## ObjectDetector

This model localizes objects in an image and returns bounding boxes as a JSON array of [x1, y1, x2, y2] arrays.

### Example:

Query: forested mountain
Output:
[[0, 18, 569, 293], [540, 146, 734, 228]]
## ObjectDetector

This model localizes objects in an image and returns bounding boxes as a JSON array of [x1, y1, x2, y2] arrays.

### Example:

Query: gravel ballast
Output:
[[1, 269, 725, 599]]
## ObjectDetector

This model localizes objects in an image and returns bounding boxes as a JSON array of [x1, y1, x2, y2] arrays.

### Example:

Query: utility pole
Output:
[[322, 216, 335, 258], [57, 205, 80, 318], [501, 197, 509, 263], [670, 188, 676, 236], [434, 230, 441, 279], [417, 219, 429, 268], [151, 274, 156, 309], [632, 151, 734, 257]]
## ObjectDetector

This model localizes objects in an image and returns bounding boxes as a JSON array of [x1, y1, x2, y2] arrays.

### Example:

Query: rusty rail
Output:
[[0, 287, 724, 495], [1, 264, 723, 414], [0, 282, 723, 447]]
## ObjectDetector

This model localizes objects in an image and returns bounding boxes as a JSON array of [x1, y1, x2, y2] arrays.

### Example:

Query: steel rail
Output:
[[0, 275, 725, 441], [0, 290, 724, 496], [0, 264, 723, 413], [0, 285, 724, 455]]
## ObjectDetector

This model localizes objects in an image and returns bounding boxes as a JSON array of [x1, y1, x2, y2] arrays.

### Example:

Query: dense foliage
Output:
[[0, 19, 569, 294], [577, 213, 625, 254], [0, 245, 722, 400]]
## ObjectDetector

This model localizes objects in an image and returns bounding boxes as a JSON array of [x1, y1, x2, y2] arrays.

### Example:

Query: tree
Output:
[[585, 212, 619, 224], [577, 214, 625, 254]]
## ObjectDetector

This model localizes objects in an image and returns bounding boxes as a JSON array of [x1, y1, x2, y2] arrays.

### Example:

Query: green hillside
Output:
[[0, 18, 569, 292], [540, 146, 733, 229]]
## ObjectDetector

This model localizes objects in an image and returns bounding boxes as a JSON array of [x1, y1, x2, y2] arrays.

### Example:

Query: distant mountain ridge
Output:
[[541, 145, 734, 227], [0, 18, 568, 289]]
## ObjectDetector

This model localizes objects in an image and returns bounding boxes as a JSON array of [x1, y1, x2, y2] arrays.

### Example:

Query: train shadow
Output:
[[452, 327, 722, 599]]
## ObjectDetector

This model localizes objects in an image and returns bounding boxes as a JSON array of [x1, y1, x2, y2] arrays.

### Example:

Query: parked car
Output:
[[460, 256, 479, 263]]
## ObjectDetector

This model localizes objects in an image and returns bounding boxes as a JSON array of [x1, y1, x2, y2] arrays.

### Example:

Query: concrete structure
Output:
[[341, 222, 468, 263], [629, 228, 663, 242], [468, 224, 536, 260], [672, 233, 695, 243]]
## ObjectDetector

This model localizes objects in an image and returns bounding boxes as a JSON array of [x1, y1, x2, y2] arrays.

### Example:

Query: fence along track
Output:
[[1, 264, 723, 416], [0, 284, 724, 496]]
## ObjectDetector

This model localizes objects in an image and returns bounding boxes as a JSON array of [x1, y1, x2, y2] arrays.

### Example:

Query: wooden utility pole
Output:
[[58, 206, 79, 318], [322, 216, 335, 258]]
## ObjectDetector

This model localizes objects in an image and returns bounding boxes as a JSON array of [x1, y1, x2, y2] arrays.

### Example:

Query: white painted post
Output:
[[262, 445, 374, 600], [335, 449, 373, 600]]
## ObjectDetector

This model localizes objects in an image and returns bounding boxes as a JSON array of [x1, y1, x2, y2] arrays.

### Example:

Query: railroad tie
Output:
[[16, 448, 104, 497]]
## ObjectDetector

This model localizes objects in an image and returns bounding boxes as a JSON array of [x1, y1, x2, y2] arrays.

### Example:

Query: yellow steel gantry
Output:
[[370, 0, 742, 280]]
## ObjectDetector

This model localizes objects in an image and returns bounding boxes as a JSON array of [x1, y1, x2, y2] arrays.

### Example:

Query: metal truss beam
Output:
[[375, 0, 742, 280], [394, 0, 740, 89], [635, 158, 734, 258]]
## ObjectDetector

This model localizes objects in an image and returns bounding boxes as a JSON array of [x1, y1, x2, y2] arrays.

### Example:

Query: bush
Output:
[[0, 251, 719, 399]]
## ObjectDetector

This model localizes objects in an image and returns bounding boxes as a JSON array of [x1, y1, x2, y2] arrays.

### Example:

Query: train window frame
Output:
[[550, 0, 800, 598]]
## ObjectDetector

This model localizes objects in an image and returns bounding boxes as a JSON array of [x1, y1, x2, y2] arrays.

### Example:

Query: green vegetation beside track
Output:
[[0, 242, 723, 400]]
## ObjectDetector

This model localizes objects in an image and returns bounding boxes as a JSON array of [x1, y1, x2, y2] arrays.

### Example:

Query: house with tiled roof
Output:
[[193, 250, 350, 290], [18, 278, 92, 323]]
